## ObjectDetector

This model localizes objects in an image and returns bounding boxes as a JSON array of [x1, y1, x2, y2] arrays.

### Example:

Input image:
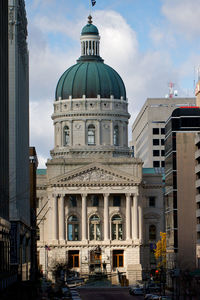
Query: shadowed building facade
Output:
[[37, 17, 164, 284]]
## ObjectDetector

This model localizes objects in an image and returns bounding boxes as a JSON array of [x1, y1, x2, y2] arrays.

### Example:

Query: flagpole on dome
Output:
[[89, 0, 96, 16]]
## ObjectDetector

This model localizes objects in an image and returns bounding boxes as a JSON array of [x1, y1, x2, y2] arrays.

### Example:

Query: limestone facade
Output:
[[36, 17, 164, 284]]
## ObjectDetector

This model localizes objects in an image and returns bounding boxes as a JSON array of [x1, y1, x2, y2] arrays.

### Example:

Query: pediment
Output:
[[50, 162, 140, 187]]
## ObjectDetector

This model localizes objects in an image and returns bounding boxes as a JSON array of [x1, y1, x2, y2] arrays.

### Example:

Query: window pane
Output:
[[153, 150, 160, 156], [113, 254, 117, 268], [149, 197, 155, 207], [153, 161, 160, 167], [90, 223, 95, 240], [114, 126, 119, 146], [161, 128, 165, 135], [153, 139, 159, 145], [70, 196, 77, 207], [74, 224, 79, 241], [112, 224, 116, 240], [118, 224, 123, 240], [119, 255, 123, 267], [68, 224, 73, 241], [92, 195, 99, 207], [96, 224, 101, 240], [153, 128, 159, 134], [74, 255, 79, 267], [113, 196, 121, 206]]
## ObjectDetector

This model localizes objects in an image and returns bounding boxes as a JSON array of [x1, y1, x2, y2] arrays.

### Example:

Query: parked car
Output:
[[144, 294, 154, 300], [129, 287, 144, 295], [146, 283, 161, 293], [159, 297, 172, 300]]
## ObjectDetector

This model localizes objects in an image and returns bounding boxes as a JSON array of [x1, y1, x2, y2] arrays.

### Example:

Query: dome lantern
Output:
[[80, 15, 100, 57]]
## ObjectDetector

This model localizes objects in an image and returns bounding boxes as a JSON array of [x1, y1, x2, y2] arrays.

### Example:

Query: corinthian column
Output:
[[126, 193, 131, 240], [81, 194, 87, 240], [59, 195, 65, 241], [104, 193, 109, 240], [52, 195, 58, 241], [132, 194, 139, 240]]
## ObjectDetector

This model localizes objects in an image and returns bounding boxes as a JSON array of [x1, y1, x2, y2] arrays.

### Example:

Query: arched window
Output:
[[113, 125, 119, 146], [112, 215, 122, 240], [89, 215, 100, 240], [149, 224, 156, 240], [68, 215, 79, 241], [63, 126, 70, 146], [88, 124, 95, 145]]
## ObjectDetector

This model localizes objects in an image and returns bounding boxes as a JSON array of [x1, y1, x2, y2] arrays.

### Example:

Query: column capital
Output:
[[81, 193, 87, 198], [103, 193, 110, 198], [125, 193, 132, 198]]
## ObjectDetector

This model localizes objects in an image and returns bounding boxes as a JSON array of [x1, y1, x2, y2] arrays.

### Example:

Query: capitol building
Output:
[[37, 16, 164, 284]]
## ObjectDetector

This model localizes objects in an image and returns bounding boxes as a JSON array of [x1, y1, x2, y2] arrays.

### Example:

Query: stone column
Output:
[[104, 193, 109, 240], [126, 193, 131, 240], [52, 195, 58, 241], [59, 195, 65, 241], [82, 194, 87, 240], [138, 205, 143, 242], [132, 194, 139, 239]]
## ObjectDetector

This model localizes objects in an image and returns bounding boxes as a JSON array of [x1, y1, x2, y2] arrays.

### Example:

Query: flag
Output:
[[45, 244, 51, 251], [91, 0, 96, 6]]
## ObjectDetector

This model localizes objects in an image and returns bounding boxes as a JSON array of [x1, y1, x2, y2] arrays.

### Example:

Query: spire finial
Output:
[[88, 15, 92, 24]]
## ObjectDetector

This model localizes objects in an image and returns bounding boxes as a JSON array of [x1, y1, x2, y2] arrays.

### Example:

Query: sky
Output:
[[26, 0, 200, 168]]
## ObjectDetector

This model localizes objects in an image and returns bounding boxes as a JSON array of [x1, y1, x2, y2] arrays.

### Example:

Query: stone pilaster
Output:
[[81, 194, 87, 240], [104, 193, 109, 240], [126, 193, 131, 240]]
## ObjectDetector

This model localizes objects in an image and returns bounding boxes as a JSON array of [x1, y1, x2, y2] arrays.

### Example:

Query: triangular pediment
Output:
[[50, 162, 140, 187]]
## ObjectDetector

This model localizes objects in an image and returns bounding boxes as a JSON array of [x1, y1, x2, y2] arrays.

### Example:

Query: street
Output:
[[79, 287, 143, 300]]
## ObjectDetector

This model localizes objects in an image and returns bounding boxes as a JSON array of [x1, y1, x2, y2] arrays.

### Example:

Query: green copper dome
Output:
[[55, 60, 126, 100], [55, 16, 126, 101], [81, 23, 99, 35]]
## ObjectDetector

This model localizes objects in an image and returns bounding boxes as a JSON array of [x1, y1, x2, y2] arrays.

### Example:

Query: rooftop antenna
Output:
[[168, 82, 174, 98]]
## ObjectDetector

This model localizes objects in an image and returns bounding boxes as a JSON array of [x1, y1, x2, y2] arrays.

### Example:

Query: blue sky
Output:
[[26, 0, 200, 167]]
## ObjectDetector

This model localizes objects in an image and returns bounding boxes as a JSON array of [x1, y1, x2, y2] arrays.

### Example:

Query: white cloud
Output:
[[28, 8, 189, 167], [162, 0, 200, 39]]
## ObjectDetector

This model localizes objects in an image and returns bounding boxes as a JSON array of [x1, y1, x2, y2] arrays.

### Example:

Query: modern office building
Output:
[[131, 97, 195, 168], [195, 80, 200, 269], [0, 0, 11, 290], [165, 107, 200, 275], [8, 0, 30, 280], [36, 16, 164, 284]]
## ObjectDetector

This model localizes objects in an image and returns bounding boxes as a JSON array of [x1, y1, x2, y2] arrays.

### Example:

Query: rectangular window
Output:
[[153, 150, 160, 156], [153, 128, 159, 135], [161, 150, 165, 156], [161, 128, 165, 135], [161, 161, 165, 168], [113, 250, 124, 268], [149, 196, 155, 207], [113, 196, 121, 207], [161, 139, 164, 145], [68, 250, 79, 268], [70, 195, 77, 207], [153, 161, 160, 167], [91, 195, 99, 207], [153, 139, 159, 145]]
